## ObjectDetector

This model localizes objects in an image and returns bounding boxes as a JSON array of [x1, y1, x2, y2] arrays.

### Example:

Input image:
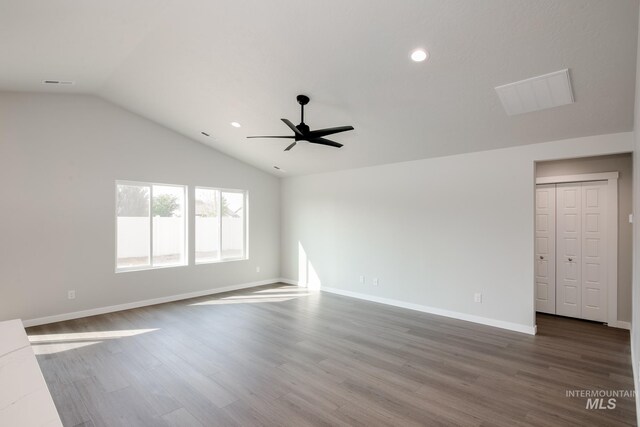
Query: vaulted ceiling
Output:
[[1, 0, 637, 175]]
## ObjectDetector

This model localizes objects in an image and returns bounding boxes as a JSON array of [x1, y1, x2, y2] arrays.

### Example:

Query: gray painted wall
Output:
[[0, 92, 280, 322], [280, 132, 633, 332], [536, 153, 633, 322], [632, 5, 640, 423]]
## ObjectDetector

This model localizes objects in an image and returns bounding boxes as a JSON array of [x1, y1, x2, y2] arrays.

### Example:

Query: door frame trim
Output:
[[535, 172, 619, 327], [536, 172, 619, 184]]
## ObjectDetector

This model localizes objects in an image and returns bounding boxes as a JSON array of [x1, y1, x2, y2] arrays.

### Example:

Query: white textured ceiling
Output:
[[1, 0, 637, 175]]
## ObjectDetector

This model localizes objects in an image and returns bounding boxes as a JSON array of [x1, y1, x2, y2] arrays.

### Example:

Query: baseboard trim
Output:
[[22, 279, 281, 328], [280, 279, 535, 335], [609, 321, 631, 330]]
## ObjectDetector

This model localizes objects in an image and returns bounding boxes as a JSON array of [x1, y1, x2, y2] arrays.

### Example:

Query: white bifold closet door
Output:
[[536, 181, 607, 321], [535, 184, 556, 314]]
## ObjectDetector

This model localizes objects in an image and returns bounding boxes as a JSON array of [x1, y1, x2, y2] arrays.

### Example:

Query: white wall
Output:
[[634, 115, 640, 425], [632, 4, 640, 422], [281, 132, 633, 333], [0, 92, 280, 323]]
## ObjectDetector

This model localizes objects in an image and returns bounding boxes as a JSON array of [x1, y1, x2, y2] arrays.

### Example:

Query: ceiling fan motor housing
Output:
[[296, 123, 310, 136]]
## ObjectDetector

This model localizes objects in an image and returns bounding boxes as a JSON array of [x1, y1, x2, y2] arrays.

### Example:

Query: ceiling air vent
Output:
[[42, 80, 75, 85], [495, 69, 574, 116]]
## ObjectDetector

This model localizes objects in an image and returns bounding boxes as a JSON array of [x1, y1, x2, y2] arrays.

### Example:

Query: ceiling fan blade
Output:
[[308, 137, 343, 148], [281, 118, 303, 136], [308, 125, 354, 138], [246, 135, 295, 139], [284, 141, 297, 151]]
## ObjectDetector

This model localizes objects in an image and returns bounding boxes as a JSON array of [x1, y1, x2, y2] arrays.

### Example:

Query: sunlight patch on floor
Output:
[[28, 328, 158, 355], [253, 287, 312, 294], [189, 291, 312, 306]]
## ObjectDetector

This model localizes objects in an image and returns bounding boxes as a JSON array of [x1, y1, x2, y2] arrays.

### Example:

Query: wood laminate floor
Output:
[[27, 284, 635, 426]]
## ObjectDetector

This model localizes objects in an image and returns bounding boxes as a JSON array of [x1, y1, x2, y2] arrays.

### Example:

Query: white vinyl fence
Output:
[[117, 217, 243, 258]]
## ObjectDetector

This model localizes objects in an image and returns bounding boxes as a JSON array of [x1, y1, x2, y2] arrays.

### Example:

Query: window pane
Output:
[[195, 188, 220, 263], [116, 184, 150, 269], [221, 191, 245, 259], [152, 185, 186, 267]]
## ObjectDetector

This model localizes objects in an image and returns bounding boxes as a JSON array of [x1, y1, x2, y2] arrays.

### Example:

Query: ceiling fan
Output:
[[247, 95, 354, 151]]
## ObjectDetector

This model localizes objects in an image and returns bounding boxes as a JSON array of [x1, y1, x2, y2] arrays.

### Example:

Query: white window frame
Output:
[[195, 186, 248, 265], [115, 180, 188, 273]]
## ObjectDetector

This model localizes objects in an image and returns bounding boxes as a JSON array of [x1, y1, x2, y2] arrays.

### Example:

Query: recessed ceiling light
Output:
[[410, 49, 429, 62], [230, 122, 241, 128], [201, 131, 210, 137]]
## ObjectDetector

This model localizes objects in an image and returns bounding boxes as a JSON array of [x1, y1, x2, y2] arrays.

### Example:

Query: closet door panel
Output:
[[581, 181, 607, 322], [535, 184, 556, 314], [556, 183, 581, 318]]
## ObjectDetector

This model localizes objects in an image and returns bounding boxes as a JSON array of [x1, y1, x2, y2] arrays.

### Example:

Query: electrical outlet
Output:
[[474, 292, 482, 303], [256, 266, 261, 273], [629, 214, 633, 224], [359, 275, 365, 284], [372, 277, 379, 286], [68, 290, 76, 300]]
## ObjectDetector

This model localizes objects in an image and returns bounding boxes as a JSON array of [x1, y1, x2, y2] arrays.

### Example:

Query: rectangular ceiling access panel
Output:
[[495, 69, 574, 116]]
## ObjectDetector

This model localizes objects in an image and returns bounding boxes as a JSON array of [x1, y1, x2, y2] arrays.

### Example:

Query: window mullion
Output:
[[185, 186, 189, 266], [218, 191, 223, 261], [149, 185, 153, 267]]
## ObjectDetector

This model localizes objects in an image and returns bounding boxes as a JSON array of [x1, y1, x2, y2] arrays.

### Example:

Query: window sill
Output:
[[115, 263, 188, 274], [195, 257, 248, 266]]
